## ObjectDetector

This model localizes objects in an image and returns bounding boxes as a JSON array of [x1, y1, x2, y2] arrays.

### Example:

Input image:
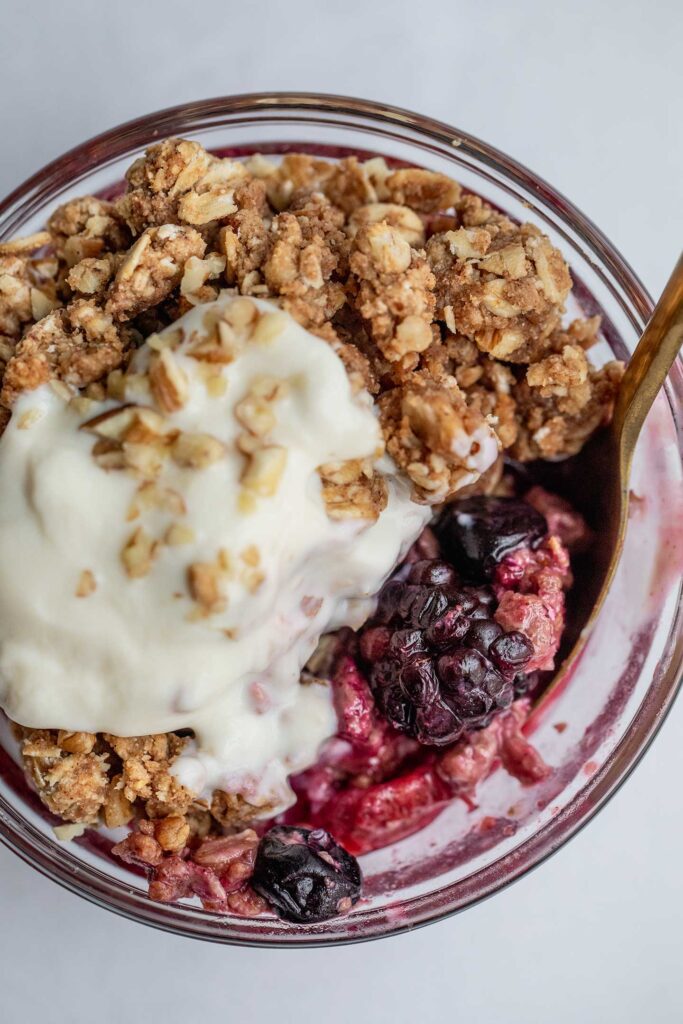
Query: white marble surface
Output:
[[0, 1, 681, 1021]]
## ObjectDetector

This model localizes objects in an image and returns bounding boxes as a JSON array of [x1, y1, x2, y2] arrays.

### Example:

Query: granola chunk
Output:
[[0, 254, 60, 340], [379, 376, 499, 502], [511, 321, 624, 459], [251, 153, 336, 211], [0, 255, 33, 338], [117, 138, 213, 233], [105, 224, 206, 321], [423, 332, 519, 449], [48, 196, 130, 266], [18, 727, 109, 823], [210, 789, 275, 827], [104, 732, 194, 818], [261, 193, 348, 327], [117, 138, 253, 236], [427, 201, 571, 361], [1, 299, 125, 406], [349, 222, 435, 363], [220, 208, 271, 291], [67, 254, 118, 298]]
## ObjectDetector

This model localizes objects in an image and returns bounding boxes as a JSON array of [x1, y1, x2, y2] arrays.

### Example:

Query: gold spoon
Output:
[[536, 253, 683, 708]]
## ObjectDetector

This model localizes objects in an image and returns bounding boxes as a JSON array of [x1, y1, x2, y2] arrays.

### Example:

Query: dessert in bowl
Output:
[[0, 95, 680, 944]]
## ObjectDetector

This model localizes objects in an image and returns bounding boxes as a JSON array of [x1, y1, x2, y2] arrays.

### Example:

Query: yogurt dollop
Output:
[[0, 295, 431, 811]]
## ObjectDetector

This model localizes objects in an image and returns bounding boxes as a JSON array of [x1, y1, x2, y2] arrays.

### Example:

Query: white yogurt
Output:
[[0, 296, 431, 812]]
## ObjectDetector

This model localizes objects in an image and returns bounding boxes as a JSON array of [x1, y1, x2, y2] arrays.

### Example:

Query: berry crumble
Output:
[[0, 139, 622, 924]]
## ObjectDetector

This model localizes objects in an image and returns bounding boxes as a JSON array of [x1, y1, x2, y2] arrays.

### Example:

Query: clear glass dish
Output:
[[0, 93, 681, 947]]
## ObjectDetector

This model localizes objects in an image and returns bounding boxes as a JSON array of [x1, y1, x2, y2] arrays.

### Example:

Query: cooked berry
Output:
[[425, 608, 470, 649], [360, 552, 532, 746], [407, 559, 459, 587], [489, 631, 534, 677], [252, 825, 362, 923], [466, 619, 504, 656], [359, 626, 391, 662], [435, 496, 547, 580]]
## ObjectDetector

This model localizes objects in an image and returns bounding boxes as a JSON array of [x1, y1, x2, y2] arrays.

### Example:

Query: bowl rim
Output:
[[1, 91, 681, 947]]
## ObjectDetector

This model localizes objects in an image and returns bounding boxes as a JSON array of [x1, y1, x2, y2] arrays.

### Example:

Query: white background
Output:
[[0, 1, 681, 1021]]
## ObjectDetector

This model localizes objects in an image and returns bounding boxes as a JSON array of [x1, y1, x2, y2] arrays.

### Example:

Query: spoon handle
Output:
[[613, 253, 683, 453]]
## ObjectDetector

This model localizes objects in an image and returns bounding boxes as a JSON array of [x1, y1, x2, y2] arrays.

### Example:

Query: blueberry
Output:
[[436, 496, 547, 580], [466, 619, 504, 657], [358, 548, 535, 747], [424, 608, 470, 649], [399, 655, 439, 705], [414, 700, 463, 746], [490, 631, 534, 677], [252, 825, 362, 924], [407, 559, 459, 587]]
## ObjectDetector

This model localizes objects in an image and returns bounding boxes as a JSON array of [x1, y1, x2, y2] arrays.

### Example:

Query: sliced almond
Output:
[[81, 405, 139, 440], [0, 230, 51, 255]]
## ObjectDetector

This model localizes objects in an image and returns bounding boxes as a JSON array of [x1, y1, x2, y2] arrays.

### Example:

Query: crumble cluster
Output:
[[1, 138, 622, 850]]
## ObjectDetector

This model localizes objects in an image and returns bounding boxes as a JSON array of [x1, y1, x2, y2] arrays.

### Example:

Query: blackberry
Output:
[[435, 495, 547, 581], [252, 825, 362, 923], [360, 557, 534, 746]]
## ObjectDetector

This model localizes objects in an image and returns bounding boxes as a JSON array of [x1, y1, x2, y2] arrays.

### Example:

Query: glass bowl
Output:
[[0, 93, 681, 947]]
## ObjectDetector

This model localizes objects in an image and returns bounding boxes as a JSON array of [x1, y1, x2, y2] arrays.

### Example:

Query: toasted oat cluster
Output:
[[1, 139, 622, 851]]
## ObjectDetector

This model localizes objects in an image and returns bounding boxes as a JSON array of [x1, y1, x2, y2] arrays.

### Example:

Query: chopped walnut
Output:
[[350, 222, 435, 364], [188, 558, 227, 614], [121, 527, 159, 578], [1, 300, 125, 407]]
